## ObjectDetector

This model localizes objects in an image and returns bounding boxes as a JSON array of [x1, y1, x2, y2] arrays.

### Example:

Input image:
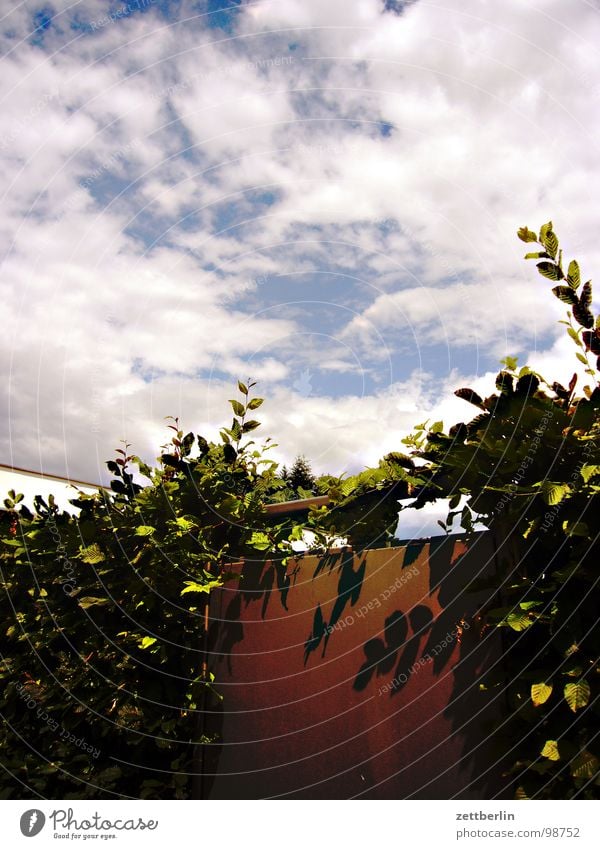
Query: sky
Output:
[[1, 0, 600, 502]]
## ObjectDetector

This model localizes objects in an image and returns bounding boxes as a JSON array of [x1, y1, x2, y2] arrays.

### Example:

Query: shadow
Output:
[[323, 552, 366, 647], [390, 605, 433, 696], [353, 610, 409, 691], [212, 594, 244, 676], [304, 550, 367, 664], [304, 604, 327, 665], [234, 556, 295, 620], [442, 611, 512, 799]]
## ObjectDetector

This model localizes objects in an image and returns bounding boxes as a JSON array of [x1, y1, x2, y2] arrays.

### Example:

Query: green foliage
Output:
[[389, 222, 599, 798], [0, 386, 302, 799]]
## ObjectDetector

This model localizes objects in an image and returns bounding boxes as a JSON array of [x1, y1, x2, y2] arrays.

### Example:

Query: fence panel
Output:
[[201, 533, 508, 799]]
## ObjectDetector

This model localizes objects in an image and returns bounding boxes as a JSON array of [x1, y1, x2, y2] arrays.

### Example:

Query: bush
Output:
[[0, 383, 299, 799]]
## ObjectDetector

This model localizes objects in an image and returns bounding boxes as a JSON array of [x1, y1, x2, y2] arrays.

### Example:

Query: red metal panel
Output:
[[201, 534, 507, 799]]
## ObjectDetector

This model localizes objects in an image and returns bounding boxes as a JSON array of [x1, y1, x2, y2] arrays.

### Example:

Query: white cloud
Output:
[[1, 0, 599, 488]]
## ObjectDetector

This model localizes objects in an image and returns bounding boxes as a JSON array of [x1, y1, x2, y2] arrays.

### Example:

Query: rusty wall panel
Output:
[[201, 534, 508, 799]]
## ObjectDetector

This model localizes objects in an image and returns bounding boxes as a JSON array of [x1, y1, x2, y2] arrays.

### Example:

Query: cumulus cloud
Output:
[[1, 0, 599, 487]]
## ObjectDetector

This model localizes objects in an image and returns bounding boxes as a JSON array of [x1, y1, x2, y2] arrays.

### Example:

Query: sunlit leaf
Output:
[[531, 682, 553, 707], [517, 226, 538, 243], [80, 543, 105, 564], [540, 740, 560, 761], [540, 481, 570, 506], [570, 750, 599, 779], [229, 399, 245, 417], [564, 680, 590, 712], [79, 597, 109, 609], [567, 259, 580, 289]]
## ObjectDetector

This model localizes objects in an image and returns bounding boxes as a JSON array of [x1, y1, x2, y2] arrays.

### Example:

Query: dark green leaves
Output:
[[552, 285, 577, 305], [223, 443, 237, 464], [537, 261, 563, 281], [454, 388, 485, 408], [495, 371, 514, 394], [582, 330, 600, 355], [573, 298, 594, 329]]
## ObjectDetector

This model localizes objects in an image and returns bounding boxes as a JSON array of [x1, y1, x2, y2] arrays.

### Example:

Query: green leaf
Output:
[[576, 352, 588, 365], [135, 526, 156, 537], [518, 226, 538, 243], [552, 286, 577, 305], [495, 371, 513, 394], [460, 505, 473, 532], [242, 420, 261, 432], [500, 355, 519, 371], [537, 261, 563, 281], [562, 520, 589, 537], [181, 579, 223, 596], [238, 380, 248, 395], [247, 397, 264, 410], [567, 326, 583, 346], [570, 750, 599, 779], [250, 531, 271, 550], [543, 230, 559, 259], [519, 600, 542, 611], [229, 399, 245, 417], [580, 280, 592, 309], [531, 682, 553, 707], [454, 388, 485, 408], [540, 740, 560, 761], [138, 636, 157, 649], [539, 220, 553, 243], [430, 420, 444, 433], [564, 680, 590, 712], [501, 611, 534, 632], [80, 543, 105, 564], [230, 419, 243, 441], [524, 252, 549, 260], [573, 299, 594, 329], [567, 260, 580, 289], [580, 464, 600, 483], [79, 597, 110, 609], [540, 481, 570, 506], [131, 455, 153, 478]]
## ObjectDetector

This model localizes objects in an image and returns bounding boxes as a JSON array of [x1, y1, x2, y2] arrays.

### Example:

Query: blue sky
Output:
[[1, 0, 599, 489]]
